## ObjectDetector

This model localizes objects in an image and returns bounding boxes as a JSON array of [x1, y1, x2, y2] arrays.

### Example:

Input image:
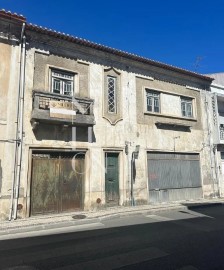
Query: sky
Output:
[[0, 0, 223, 74]]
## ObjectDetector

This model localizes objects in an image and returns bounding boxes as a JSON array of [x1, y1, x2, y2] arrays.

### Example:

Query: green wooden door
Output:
[[105, 153, 119, 206]]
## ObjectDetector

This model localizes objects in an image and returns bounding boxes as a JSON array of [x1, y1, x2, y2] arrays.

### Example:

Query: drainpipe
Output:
[[8, 23, 26, 220], [125, 142, 131, 205], [131, 152, 135, 206], [130, 145, 140, 206]]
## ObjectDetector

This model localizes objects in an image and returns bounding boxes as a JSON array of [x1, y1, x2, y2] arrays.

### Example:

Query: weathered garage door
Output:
[[147, 152, 202, 202], [31, 152, 85, 215]]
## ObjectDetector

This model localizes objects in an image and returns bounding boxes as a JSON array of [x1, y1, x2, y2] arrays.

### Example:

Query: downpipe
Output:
[[214, 146, 222, 197], [8, 23, 26, 221], [13, 34, 26, 220], [131, 152, 135, 206]]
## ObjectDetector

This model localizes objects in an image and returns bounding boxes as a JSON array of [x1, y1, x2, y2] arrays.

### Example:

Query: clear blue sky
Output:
[[1, 0, 223, 74]]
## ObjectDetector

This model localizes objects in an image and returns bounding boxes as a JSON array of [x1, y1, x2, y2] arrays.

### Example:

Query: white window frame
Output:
[[146, 89, 160, 113], [51, 69, 74, 96], [181, 97, 193, 118], [107, 76, 117, 113]]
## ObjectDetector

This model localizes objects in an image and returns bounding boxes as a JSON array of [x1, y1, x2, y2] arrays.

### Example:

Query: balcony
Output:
[[31, 90, 95, 128]]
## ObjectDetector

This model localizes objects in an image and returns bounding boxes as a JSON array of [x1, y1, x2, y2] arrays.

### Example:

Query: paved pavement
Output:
[[0, 198, 224, 239]]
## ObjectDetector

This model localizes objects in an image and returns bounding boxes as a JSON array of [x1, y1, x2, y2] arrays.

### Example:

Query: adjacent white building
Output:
[[207, 73, 224, 197]]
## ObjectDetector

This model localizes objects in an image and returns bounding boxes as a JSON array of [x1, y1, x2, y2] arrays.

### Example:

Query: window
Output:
[[51, 70, 74, 96], [181, 98, 193, 117], [107, 76, 116, 113], [146, 90, 160, 113], [221, 151, 224, 159], [220, 125, 224, 140]]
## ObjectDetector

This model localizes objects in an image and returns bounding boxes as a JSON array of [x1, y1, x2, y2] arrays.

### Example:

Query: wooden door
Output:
[[31, 152, 84, 216], [60, 156, 84, 212], [105, 153, 119, 206], [31, 156, 59, 215]]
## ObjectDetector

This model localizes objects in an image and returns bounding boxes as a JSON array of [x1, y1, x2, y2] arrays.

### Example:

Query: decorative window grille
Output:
[[51, 70, 74, 96], [146, 90, 160, 113], [107, 76, 116, 113], [181, 98, 193, 117]]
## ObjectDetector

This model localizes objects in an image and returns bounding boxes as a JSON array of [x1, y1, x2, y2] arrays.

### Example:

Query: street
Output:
[[1, 205, 224, 270]]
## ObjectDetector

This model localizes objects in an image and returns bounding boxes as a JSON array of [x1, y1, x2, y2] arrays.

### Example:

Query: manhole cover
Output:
[[72, 214, 86, 220]]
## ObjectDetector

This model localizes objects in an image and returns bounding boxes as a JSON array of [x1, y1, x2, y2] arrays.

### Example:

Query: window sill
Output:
[[155, 121, 192, 130], [144, 111, 197, 122]]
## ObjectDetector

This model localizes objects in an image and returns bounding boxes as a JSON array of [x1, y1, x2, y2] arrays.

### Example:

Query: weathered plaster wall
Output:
[[14, 38, 214, 218], [136, 77, 202, 129], [0, 40, 20, 220], [0, 43, 11, 120], [33, 52, 89, 98], [161, 93, 181, 116], [134, 77, 213, 200]]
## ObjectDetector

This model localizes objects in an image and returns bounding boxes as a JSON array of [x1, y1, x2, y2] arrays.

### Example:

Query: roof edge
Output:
[[0, 9, 213, 83], [0, 9, 26, 23], [26, 23, 213, 82]]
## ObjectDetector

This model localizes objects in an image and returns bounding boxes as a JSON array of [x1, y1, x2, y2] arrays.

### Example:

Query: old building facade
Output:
[[0, 10, 218, 220]]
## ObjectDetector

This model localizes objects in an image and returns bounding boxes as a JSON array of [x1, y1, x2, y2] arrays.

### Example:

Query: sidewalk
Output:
[[0, 198, 224, 237]]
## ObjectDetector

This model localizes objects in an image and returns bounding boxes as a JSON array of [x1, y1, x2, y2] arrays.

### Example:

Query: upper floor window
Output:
[[181, 98, 193, 118], [107, 76, 117, 113], [51, 69, 74, 96], [220, 125, 224, 140], [146, 90, 160, 113]]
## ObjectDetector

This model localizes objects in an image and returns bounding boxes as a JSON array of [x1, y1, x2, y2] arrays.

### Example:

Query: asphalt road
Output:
[[1, 205, 224, 270]]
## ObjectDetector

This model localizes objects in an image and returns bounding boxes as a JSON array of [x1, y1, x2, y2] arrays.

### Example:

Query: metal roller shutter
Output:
[[147, 152, 202, 202]]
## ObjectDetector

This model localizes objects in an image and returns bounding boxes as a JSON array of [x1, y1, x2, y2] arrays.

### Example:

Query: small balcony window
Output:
[[51, 70, 74, 96]]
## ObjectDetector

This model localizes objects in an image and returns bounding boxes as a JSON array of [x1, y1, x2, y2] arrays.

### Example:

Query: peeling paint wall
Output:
[[0, 39, 21, 219]]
